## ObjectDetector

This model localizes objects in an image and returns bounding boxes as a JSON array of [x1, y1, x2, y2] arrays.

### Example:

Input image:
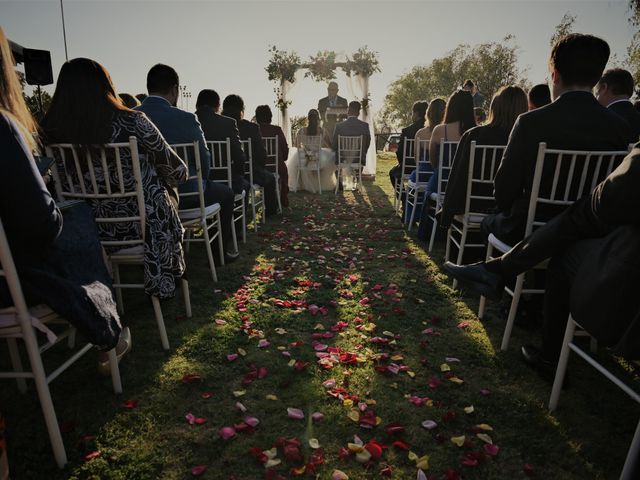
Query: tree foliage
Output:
[[628, 0, 640, 96], [550, 12, 576, 47], [378, 36, 529, 129]]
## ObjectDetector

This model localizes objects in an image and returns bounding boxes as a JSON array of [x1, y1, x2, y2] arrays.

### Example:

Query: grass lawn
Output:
[[1, 153, 638, 480]]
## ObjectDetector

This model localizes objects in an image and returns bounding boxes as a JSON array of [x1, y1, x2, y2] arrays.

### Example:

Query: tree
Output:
[[627, 0, 640, 96], [550, 12, 576, 47], [379, 36, 529, 129]]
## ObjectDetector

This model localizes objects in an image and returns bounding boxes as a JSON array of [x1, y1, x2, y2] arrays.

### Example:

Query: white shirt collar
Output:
[[607, 98, 632, 108]]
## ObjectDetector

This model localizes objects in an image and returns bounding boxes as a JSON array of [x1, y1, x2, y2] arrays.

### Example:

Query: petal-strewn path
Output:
[[2, 154, 637, 479]]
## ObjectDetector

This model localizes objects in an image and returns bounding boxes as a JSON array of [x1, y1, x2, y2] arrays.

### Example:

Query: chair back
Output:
[[0, 218, 32, 335], [240, 139, 254, 185], [47, 137, 146, 251], [299, 134, 322, 159], [262, 136, 279, 175], [415, 139, 432, 184], [436, 141, 459, 202], [464, 142, 507, 217], [207, 139, 233, 188], [402, 138, 416, 175], [526, 143, 629, 236], [170, 142, 205, 215], [337, 135, 363, 165]]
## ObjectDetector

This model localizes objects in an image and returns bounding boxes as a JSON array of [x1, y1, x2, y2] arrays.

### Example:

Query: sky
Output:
[[2, 0, 636, 122]]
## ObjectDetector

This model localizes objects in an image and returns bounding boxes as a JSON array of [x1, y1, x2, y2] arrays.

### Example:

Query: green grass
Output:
[[2, 152, 638, 479]]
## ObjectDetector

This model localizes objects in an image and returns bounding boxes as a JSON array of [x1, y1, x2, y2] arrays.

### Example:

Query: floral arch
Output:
[[266, 46, 380, 175]]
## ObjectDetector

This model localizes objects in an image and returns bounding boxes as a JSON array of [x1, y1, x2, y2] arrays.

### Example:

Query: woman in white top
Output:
[[286, 109, 336, 193]]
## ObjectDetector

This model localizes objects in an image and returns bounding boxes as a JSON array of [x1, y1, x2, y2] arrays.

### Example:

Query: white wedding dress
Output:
[[286, 128, 336, 193]]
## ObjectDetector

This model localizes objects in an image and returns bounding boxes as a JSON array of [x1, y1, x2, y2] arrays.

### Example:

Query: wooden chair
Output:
[[478, 143, 629, 351], [426, 141, 459, 251], [240, 139, 265, 231], [0, 217, 121, 468], [395, 138, 415, 214], [404, 139, 431, 230], [207, 139, 246, 245], [171, 142, 224, 282], [445, 142, 506, 288], [262, 136, 283, 212], [47, 137, 191, 351], [335, 135, 363, 194]]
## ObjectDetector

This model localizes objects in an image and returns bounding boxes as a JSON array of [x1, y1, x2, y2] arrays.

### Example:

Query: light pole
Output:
[[179, 85, 187, 109], [185, 91, 192, 111], [60, 0, 69, 61]]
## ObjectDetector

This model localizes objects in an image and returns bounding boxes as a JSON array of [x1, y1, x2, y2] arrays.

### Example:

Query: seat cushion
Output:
[[0, 305, 59, 342], [179, 203, 221, 221]]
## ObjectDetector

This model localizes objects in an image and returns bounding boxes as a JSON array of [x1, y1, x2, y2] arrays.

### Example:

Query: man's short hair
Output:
[[598, 68, 635, 98], [528, 83, 552, 108], [549, 33, 610, 88], [255, 105, 272, 124], [146, 64, 179, 94], [463, 79, 475, 89], [412, 100, 429, 118], [348, 101, 361, 114], [196, 89, 220, 109], [222, 94, 244, 115]]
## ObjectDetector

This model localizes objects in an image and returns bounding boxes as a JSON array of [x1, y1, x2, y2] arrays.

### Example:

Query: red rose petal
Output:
[[191, 465, 208, 476]]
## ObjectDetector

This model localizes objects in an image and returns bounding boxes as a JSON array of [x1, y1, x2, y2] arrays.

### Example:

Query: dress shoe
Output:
[[443, 261, 504, 300], [98, 327, 131, 376], [520, 344, 557, 372]]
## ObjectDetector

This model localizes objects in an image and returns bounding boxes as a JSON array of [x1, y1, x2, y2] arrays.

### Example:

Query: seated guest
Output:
[[482, 34, 631, 245], [222, 94, 278, 216], [474, 107, 487, 125], [445, 143, 640, 368], [527, 83, 552, 110], [135, 65, 238, 261], [414, 98, 446, 161], [255, 105, 290, 208], [195, 89, 248, 196], [41, 58, 189, 301], [0, 38, 126, 363], [296, 109, 332, 147], [332, 101, 371, 164], [119, 92, 140, 109], [389, 100, 428, 189], [440, 86, 528, 229], [463, 79, 485, 108], [595, 68, 640, 142]]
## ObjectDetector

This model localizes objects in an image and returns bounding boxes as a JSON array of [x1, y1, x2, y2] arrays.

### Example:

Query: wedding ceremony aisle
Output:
[[2, 153, 637, 479]]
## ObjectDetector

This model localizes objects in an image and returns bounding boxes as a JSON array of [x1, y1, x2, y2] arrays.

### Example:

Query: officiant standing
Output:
[[318, 82, 348, 136]]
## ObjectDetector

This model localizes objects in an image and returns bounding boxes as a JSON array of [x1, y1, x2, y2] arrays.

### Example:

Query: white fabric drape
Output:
[[280, 79, 292, 146], [347, 73, 376, 176]]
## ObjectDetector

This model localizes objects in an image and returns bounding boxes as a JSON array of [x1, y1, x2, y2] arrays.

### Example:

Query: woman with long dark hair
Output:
[[440, 85, 528, 229], [41, 58, 188, 300]]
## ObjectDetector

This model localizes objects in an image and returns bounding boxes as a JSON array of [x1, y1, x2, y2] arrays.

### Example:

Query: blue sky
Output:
[[2, 0, 635, 121]]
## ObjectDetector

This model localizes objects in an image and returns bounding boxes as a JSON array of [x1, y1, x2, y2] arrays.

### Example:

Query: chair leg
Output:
[[452, 223, 468, 290], [261, 188, 266, 224], [216, 211, 225, 266], [335, 167, 341, 195], [184, 228, 192, 253], [182, 278, 192, 318], [251, 190, 258, 232], [445, 226, 453, 264], [318, 169, 322, 194], [407, 192, 418, 232], [242, 198, 247, 243], [151, 296, 170, 351], [113, 264, 124, 314], [589, 337, 598, 354], [107, 347, 122, 394], [428, 214, 438, 252], [478, 242, 494, 319], [621, 418, 640, 480], [500, 273, 525, 351], [202, 221, 218, 283], [7, 338, 27, 393], [549, 315, 576, 410], [67, 327, 76, 349], [22, 325, 67, 468]]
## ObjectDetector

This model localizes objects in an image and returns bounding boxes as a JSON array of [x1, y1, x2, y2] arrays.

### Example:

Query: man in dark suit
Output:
[[445, 143, 640, 369], [318, 81, 348, 122], [222, 95, 278, 217], [135, 64, 238, 261], [389, 100, 428, 188], [332, 101, 371, 165], [595, 68, 640, 143], [482, 34, 632, 245], [194, 89, 248, 196]]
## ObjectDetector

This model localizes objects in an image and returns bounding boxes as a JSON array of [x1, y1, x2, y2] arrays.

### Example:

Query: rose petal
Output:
[[191, 465, 208, 476], [244, 416, 260, 427], [120, 399, 138, 409], [421, 420, 438, 430], [484, 443, 500, 457], [218, 426, 236, 440], [227, 353, 238, 361], [83, 450, 101, 461], [332, 470, 349, 480], [312, 412, 325, 422], [287, 407, 304, 420], [309, 438, 321, 449]]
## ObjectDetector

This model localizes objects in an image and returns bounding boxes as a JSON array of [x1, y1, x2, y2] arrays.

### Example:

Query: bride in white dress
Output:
[[286, 109, 336, 193]]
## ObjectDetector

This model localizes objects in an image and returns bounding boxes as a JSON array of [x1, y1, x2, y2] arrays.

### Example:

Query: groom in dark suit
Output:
[[332, 101, 371, 165], [318, 81, 348, 123]]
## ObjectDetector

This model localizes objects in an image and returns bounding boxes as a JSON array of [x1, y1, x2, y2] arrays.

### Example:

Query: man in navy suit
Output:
[[595, 68, 640, 143], [332, 101, 371, 165], [195, 89, 249, 196], [136, 64, 238, 260]]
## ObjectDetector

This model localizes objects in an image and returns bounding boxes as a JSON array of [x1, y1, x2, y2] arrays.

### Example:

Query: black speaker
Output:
[[23, 48, 53, 86]]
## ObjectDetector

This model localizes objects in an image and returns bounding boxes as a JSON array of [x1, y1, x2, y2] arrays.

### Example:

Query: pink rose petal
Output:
[[312, 412, 325, 422], [421, 420, 438, 430], [191, 465, 208, 476], [227, 353, 238, 361], [218, 426, 236, 440], [287, 407, 304, 420]]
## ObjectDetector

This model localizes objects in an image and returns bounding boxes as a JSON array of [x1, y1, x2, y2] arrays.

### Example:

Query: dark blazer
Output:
[[332, 116, 371, 164], [440, 124, 511, 228], [396, 120, 425, 166], [609, 100, 640, 143], [259, 123, 289, 164], [318, 95, 348, 120], [237, 119, 268, 171], [488, 91, 631, 242], [135, 97, 211, 194], [196, 106, 246, 178]]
